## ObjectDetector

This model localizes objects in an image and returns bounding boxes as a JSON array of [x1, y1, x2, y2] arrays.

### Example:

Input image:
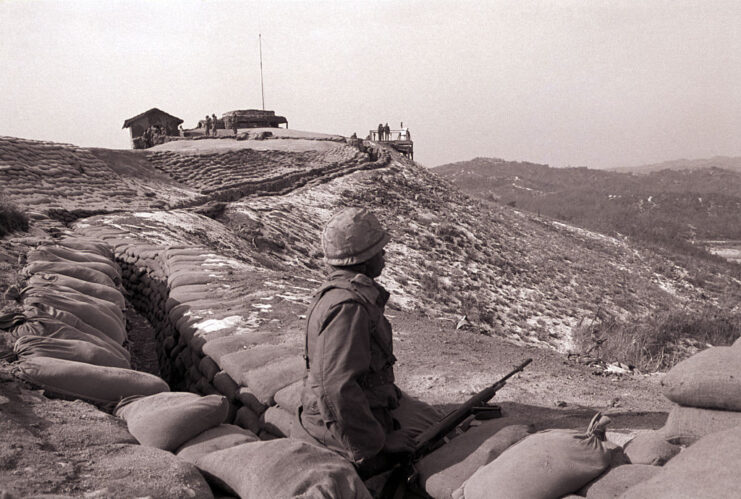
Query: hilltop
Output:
[[1, 132, 739, 494], [613, 156, 741, 174]]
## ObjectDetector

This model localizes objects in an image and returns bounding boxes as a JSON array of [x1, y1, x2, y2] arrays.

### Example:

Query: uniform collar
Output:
[[328, 269, 389, 307]]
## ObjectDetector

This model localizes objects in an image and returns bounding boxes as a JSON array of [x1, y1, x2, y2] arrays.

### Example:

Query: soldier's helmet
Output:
[[322, 208, 390, 266]]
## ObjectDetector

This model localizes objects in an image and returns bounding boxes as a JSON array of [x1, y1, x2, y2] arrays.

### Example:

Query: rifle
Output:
[[381, 358, 532, 498]]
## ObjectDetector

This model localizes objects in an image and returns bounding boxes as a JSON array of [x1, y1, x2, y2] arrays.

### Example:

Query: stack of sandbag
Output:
[[659, 345, 741, 445], [10, 238, 170, 406], [620, 425, 741, 498], [453, 413, 622, 499]]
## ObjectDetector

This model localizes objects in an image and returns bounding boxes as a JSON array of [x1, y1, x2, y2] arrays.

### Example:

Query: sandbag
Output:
[[274, 380, 304, 414], [219, 344, 298, 385], [234, 406, 261, 434], [26, 249, 121, 284], [620, 425, 741, 498], [56, 238, 113, 259], [194, 439, 372, 499], [260, 406, 295, 437], [623, 431, 680, 465], [32, 245, 118, 268], [582, 464, 661, 498], [24, 282, 124, 322], [11, 314, 130, 363], [242, 355, 305, 405], [14, 335, 130, 368], [22, 288, 126, 344], [115, 392, 229, 451], [662, 346, 741, 411], [23, 304, 125, 348], [201, 332, 278, 364], [660, 404, 741, 445], [418, 421, 533, 499], [13, 357, 169, 405], [456, 414, 615, 499], [28, 272, 125, 308], [176, 424, 258, 464], [23, 261, 115, 288]]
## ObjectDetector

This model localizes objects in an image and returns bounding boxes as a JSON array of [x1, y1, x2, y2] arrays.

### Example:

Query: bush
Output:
[[574, 307, 741, 372], [0, 197, 28, 237]]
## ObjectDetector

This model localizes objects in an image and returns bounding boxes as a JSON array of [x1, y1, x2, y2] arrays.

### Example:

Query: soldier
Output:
[[205, 115, 212, 136], [377, 123, 384, 141], [293, 208, 439, 480], [384, 123, 391, 141], [211, 114, 218, 136]]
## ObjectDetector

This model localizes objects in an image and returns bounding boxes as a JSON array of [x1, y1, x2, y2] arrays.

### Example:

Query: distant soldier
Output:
[[232, 117, 238, 136], [211, 114, 218, 136], [205, 115, 212, 136], [377, 123, 384, 141], [293, 208, 440, 480], [384, 123, 391, 141]]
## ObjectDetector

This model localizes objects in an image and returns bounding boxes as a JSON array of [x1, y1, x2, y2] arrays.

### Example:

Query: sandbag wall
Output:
[[659, 343, 741, 445], [8, 238, 171, 405], [112, 241, 303, 439]]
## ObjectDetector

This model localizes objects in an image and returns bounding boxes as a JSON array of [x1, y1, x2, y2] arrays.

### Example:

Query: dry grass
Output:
[[574, 307, 741, 372], [0, 196, 28, 237]]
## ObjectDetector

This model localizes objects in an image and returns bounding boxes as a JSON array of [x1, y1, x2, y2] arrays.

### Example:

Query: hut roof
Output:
[[122, 108, 183, 129]]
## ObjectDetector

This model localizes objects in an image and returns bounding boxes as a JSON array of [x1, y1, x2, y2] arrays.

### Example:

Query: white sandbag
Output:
[[457, 414, 616, 499], [660, 404, 741, 445], [28, 272, 125, 308], [620, 425, 741, 498], [23, 261, 115, 288], [418, 421, 533, 499], [13, 357, 169, 405], [115, 392, 229, 451], [581, 464, 660, 498], [176, 424, 258, 464], [662, 346, 741, 411], [195, 439, 372, 498], [623, 431, 681, 465]]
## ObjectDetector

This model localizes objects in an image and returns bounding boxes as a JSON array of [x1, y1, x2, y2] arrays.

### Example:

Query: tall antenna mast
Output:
[[259, 34, 265, 111]]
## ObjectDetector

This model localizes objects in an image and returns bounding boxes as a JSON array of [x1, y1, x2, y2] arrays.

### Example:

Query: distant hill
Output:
[[433, 157, 741, 253], [612, 156, 741, 174]]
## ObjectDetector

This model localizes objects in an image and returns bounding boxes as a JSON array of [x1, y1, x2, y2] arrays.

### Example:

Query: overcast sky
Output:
[[1, 0, 740, 168]]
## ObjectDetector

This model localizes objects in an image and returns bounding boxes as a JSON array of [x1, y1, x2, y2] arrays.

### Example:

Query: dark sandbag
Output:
[[457, 414, 615, 499], [662, 346, 741, 411], [392, 391, 443, 438], [582, 464, 661, 498], [115, 392, 229, 451], [28, 272, 125, 309], [660, 404, 741, 445], [212, 371, 239, 401], [242, 355, 305, 405], [26, 250, 121, 284], [237, 387, 268, 415], [234, 406, 261, 434], [14, 335, 130, 368], [13, 357, 169, 405], [274, 380, 304, 414], [12, 314, 130, 362], [418, 421, 534, 499], [176, 424, 258, 464], [260, 406, 295, 437], [621, 425, 741, 498], [22, 288, 126, 344], [195, 439, 372, 499], [623, 431, 681, 465], [23, 261, 115, 288]]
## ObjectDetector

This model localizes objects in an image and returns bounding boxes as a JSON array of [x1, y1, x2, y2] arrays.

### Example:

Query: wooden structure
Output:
[[369, 129, 414, 160], [222, 110, 288, 129], [122, 108, 183, 148]]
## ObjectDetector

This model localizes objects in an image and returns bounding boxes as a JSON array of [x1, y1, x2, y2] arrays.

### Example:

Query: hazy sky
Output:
[[1, 0, 740, 168]]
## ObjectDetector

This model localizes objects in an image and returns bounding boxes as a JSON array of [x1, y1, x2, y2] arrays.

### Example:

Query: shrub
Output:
[[0, 196, 28, 237], [574, 307, 741, 372]]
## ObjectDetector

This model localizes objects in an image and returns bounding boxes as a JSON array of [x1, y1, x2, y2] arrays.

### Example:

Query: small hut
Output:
[[122, 108, 183, 149]]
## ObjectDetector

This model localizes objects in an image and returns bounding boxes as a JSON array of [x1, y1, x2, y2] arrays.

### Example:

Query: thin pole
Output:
[[259, 34, 265, 111]]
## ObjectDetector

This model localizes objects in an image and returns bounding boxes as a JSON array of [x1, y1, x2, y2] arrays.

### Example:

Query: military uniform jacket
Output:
[[299, 269, 400, 463]]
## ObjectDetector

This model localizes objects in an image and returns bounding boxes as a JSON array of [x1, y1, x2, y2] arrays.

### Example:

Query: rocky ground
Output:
[[0, 130, 725, 496]]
